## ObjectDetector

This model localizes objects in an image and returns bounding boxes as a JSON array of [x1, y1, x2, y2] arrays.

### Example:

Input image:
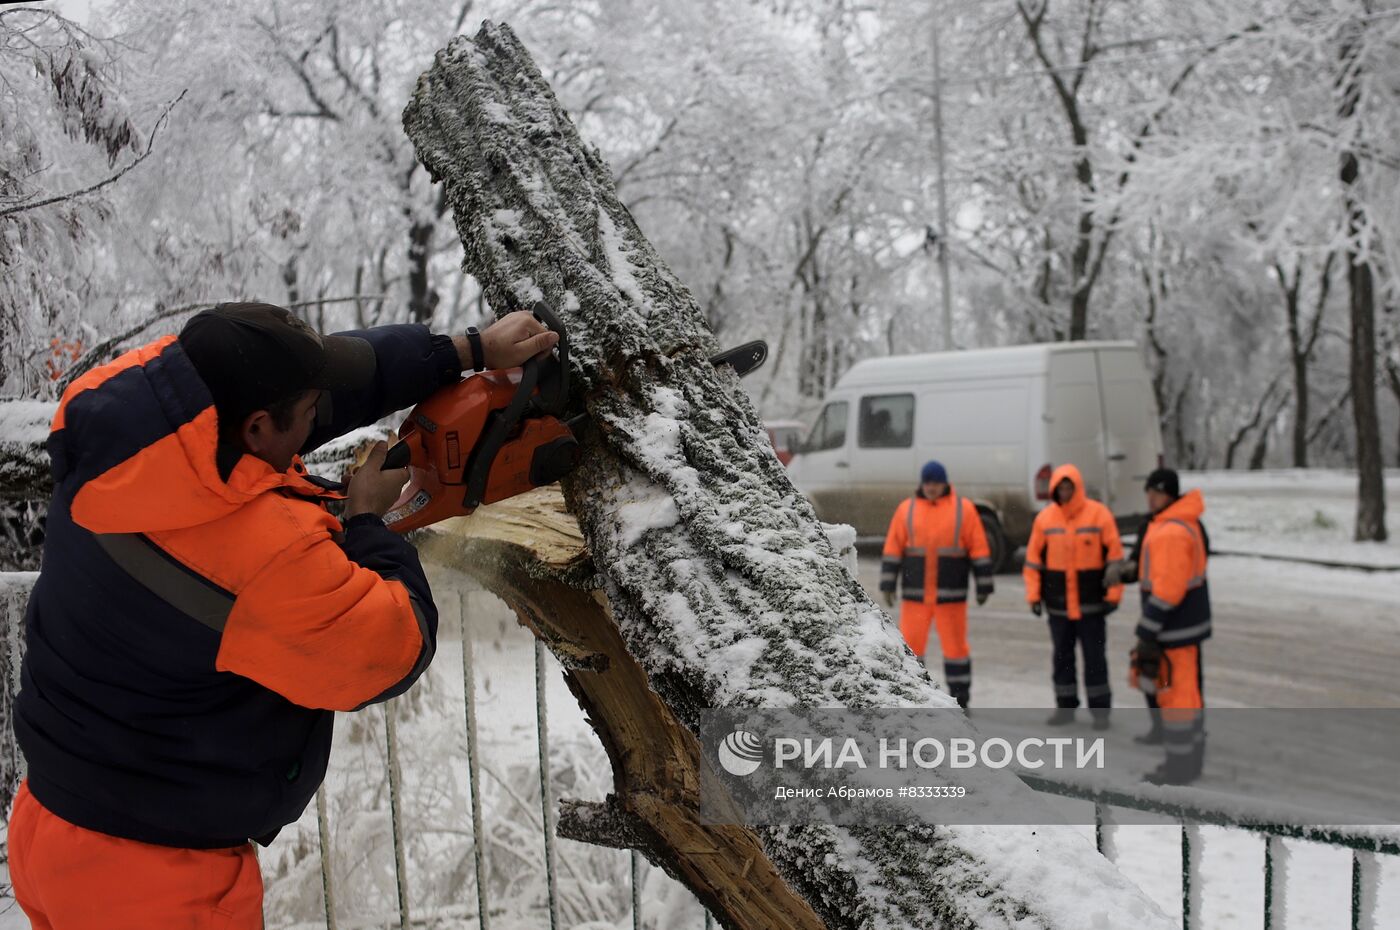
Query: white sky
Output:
[[49, 0, 97, 25]]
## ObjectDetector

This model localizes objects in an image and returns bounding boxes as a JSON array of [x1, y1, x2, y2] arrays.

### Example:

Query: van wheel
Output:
[[978, 509, 1011, 575]]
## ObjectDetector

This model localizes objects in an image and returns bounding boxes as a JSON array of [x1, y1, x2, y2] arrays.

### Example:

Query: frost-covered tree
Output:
[[0, 7, 143, 396]]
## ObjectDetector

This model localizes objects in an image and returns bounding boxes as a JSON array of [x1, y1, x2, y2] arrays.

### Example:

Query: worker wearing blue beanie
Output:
[[879, 460, 995, 707]]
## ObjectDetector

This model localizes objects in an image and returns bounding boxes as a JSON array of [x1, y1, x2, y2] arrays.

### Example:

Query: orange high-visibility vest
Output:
[[1136, 490, 1212, 647], [880, 487, 993, 604], [1023, 463, 1124, 619]]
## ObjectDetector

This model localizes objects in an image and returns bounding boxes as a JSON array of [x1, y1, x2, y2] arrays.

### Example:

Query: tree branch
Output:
[[1303, 250, 1337, 358], [0, 91, 184, 219], [1305, 386, 1352, 445], [253, 17, 340, 122], [327, 23, 381, 119]]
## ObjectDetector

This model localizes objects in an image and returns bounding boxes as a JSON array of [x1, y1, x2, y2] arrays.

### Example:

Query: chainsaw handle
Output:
[[531, 300, 569, 416], [382, 440, 412, 470]]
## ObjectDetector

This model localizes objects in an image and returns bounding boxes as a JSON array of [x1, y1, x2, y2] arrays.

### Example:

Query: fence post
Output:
[[1095, 802, 1118, 862], [631, 849, 642, 930], [1181, 824, 1201, 930], [1353, 850, 1380, 930], [460, 596, 491, 930], [535, 640, 559, 930], [384, 702, 411, 930], [0, 574, 38, 811], [315, 785, 339, 930], [1264, 835, 1289, 930]]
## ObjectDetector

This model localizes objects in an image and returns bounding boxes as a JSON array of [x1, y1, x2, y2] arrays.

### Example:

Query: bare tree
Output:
[[1224, 377, 1283, 470], [1337, 13, 1387, 542], [1273, 251, 1336, 467], [1012, 0, 1252, 340]]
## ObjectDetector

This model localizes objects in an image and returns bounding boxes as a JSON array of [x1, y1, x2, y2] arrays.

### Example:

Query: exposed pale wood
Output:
[[417, 491, 826, 930]]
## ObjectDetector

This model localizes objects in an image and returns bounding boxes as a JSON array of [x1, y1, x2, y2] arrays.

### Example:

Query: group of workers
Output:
[[880, 459, 1212, 786]]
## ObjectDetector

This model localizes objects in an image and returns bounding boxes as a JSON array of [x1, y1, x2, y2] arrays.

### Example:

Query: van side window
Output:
[[807, 402, 849, 452], [858, 394, 914, 448]]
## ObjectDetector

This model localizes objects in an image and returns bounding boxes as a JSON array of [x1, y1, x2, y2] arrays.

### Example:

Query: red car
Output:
[[765, 420, 807, 467]]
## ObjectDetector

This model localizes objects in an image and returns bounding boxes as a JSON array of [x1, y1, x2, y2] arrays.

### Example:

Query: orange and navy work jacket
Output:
[[880, 487, 994, 604], [1023, 464, 1124, 620], [1135, 490, 1212, 648], [14, 324, 464, 849]]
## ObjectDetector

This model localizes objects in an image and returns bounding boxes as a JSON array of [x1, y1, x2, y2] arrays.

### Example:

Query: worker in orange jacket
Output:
[[1128, 468, 1211, 785], [1023, 464, 1124, 728], [8, 303, 557, 929], [880, 460, 995, 708]]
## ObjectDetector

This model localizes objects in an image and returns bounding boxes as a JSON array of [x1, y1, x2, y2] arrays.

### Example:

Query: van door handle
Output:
[[835, 461, 849, 468], [1108, 453, 1127, 462]]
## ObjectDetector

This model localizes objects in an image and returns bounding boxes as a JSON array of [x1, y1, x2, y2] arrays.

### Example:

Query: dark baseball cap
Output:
[[1144, 467, 1180, 498], [179, 302, 375, 424]]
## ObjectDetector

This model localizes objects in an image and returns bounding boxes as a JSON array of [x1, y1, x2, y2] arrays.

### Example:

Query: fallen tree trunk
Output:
[[0, 401, 55, 501], [403, 22, 1173, 930], [418, 490, 828, 929]]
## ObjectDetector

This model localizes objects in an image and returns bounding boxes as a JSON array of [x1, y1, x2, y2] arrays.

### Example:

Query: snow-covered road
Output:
[[856, 468, 1400, 708], [852, 554, 1400, 709]]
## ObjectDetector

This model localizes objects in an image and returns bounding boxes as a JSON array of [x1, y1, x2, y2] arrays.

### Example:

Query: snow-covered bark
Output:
[[0, 401, 56, 501], [403, 22, 1174, 930]]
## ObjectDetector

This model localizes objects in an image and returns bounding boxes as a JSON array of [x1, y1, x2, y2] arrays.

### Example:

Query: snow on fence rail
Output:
[[1023, 773, 1396, 930], [2, 571, 1395, 929]]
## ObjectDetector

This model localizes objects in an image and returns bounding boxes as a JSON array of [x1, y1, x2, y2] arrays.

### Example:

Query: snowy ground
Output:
[[1, 469, 1397, 928], [1184, 469, 1400, 569]]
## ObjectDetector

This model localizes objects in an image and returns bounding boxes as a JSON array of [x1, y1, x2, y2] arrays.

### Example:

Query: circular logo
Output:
[[717, 729, 764, 777]]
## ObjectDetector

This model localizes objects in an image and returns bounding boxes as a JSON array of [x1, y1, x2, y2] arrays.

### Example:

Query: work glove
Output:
[[882, 590, 896, 608], [975, 590, 989, 606], [1030, 601, 1043, 617], [1131, 638, 1162, 683], [1104, 559, 1134, 588]]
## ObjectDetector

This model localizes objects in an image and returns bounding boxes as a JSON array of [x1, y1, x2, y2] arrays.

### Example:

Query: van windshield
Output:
[[805, 402, 849, 452]]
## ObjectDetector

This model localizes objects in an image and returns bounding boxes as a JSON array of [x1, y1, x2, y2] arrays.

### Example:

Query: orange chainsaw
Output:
[[380, 301, 766, 533]]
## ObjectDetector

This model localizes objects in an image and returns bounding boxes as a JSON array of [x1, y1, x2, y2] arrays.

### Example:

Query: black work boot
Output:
[[1143, 758, 1200, 786], [1045, 708, 1076, 726], [950, 684, 970, 709], [1134, 709, 1165, 745]]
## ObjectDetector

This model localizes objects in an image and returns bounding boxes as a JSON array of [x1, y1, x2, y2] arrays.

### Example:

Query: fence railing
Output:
[[1021, 772, 1398, 930], [3, 571, 1395, 929], [308, 591, 710, 930]]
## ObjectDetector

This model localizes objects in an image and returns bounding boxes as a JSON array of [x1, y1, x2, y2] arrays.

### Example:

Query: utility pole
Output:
[[931, 3, 954, 350]]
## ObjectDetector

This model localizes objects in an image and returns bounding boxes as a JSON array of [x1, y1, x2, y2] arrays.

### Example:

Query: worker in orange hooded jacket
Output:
[[1023, 464, 1123, 727], [880, 460, 994, 708], [8, 303, 557, 929], [1125, 468, 1211, 785]]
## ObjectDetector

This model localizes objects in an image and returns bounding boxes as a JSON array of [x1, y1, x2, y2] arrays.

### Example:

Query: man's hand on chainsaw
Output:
[[457, 311, 560, 371], [346, 441, 409, 519]]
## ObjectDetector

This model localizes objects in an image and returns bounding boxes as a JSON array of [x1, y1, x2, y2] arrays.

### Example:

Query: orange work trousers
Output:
[[899, 599, 969, 661], [1156, 644, 1202, 710], [1133, 644, 1205, 778], [900, 600, 972, 704], [7, 781, 264, 930]]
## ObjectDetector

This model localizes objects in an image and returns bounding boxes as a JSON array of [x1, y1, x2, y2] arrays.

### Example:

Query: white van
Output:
[[786, 341, 1163, 570]]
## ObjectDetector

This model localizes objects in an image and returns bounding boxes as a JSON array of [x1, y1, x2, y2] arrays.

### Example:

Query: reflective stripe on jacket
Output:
[[880, 486, 993, 604], [1135, 489, 1212, 647], [15, 325, 461, 849], [1023, 463, 1124, 620]]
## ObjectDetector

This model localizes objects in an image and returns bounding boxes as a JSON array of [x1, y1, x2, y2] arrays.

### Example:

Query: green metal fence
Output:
[[1021, 772, 1398, 930]]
